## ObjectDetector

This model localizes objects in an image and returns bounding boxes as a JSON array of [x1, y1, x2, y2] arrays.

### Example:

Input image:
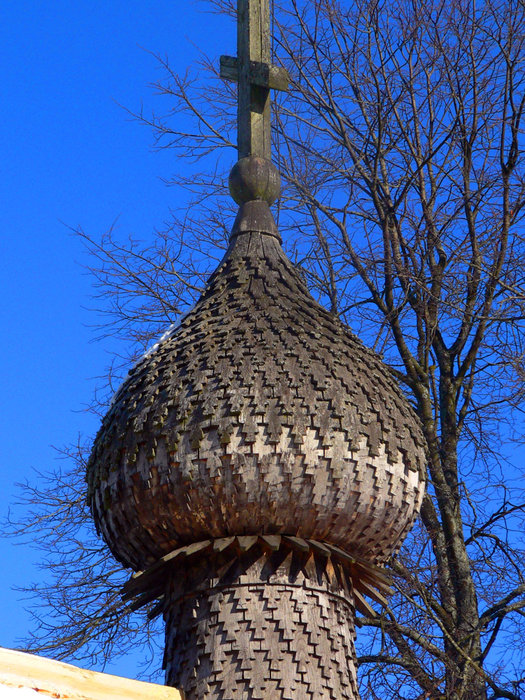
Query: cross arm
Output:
[[223, 0, 289, 159], [220, 55, 289, 93]]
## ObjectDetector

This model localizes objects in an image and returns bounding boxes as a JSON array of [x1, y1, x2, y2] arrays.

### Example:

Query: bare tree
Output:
[[266, 2, 525, 698], [7, 0, 525, 698]]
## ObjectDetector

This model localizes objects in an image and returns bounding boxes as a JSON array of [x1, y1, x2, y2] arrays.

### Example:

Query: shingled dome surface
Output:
[[87, 226, 425, 573]]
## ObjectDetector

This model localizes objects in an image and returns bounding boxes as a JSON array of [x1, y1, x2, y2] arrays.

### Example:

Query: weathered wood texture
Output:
[[87, 3, 425, 696], [160, 542, 360, 698], [220, 0, 288, 159], [122, 536, 392, 620], [88, 204, 425, 573], [220, 55, 289, 92]]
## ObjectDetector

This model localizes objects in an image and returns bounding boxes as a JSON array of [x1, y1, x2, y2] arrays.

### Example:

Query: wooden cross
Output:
[[221, 0, 289, 161]]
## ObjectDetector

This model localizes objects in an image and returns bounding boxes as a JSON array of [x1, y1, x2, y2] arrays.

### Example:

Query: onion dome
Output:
[[87, 157, 425, 574]]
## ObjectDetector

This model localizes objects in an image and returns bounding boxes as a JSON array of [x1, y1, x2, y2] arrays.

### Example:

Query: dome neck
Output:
[[228, 155, 282, 243], [230, 200, 281, 242]]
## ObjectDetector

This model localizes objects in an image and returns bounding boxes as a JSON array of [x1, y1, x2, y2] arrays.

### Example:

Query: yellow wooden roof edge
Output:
[[0, 647, 182, 700]]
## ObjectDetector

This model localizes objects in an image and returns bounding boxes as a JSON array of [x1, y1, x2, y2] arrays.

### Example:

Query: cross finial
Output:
[[221, 0, 289, 160]]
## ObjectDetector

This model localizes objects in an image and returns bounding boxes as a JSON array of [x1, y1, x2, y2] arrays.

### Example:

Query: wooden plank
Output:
[[0, 647, 182, 700], [357, 578, 391, 607], [236, 535, 259, 552], [123, 540, 213, 599], [213, 536, 236, 553], [147, 597, 166, 621], [353, 589, 377, 618], [282, 535, 310, 552], [128, 587, 163, 612], [306, 539, 331, 558], [220, 56, 289, 92], [181, 540, 213, 559], [237, 0, 272, 159], [260, 534, 281, 551], [122, 546, 185, 597]]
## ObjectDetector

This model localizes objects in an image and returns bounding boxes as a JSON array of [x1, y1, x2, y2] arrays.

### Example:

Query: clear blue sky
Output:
[[1, 0, 231, 680]]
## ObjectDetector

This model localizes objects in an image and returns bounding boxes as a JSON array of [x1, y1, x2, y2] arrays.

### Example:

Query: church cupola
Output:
[[87, 2, 425, 697]]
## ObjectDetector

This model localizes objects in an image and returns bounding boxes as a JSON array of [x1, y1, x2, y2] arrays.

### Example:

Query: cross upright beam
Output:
[[221, 0, 288, 160]]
